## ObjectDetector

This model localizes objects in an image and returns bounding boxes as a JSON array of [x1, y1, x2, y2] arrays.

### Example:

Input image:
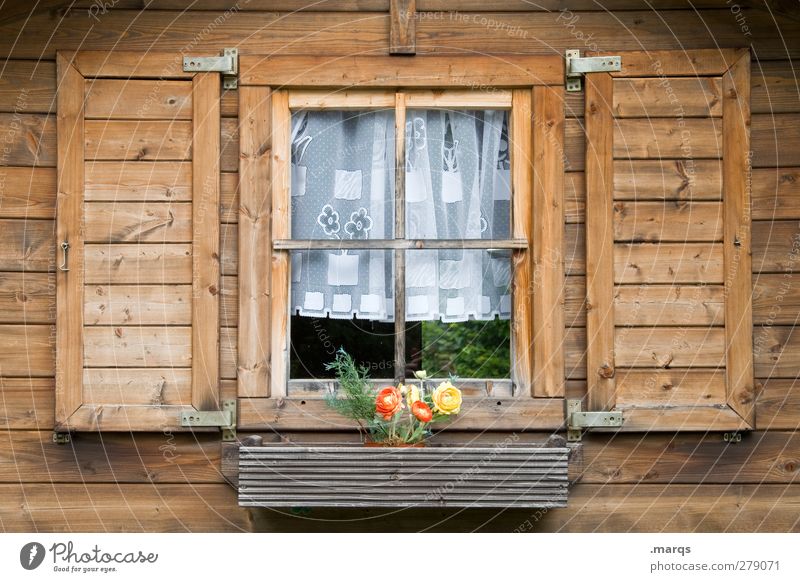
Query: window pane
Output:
[[405, 109, 510, 240], [291, 250, 393, 321], [406, 319, 511, 379], [290, 110, 394, 239], [405, 249, 512, 322]]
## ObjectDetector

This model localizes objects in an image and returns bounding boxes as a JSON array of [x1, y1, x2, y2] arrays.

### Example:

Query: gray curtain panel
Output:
[[289, 108, 511, 323]]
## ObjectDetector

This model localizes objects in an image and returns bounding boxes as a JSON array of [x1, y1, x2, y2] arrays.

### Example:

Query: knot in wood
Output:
[[598, 363, 615, 379]]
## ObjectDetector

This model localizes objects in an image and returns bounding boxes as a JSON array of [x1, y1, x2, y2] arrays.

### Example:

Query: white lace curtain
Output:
[[290, 108, 512, 323]]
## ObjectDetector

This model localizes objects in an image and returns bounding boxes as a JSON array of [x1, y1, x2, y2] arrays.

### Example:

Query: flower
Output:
[[317, 204, 340, 236], [431, 381, 462, 415], [412, 401, 433, 423], [375, 386, 403, 420], [344, 207, 373, 239], [406, 384, 420, 407], [413, 370, 428, 380]]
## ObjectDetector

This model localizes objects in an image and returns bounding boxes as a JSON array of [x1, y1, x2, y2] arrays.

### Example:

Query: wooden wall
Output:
[[1, 0, 799, 532]]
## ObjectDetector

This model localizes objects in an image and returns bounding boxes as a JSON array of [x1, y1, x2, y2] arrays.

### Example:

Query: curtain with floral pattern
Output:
[[289, 108, 511, 323]]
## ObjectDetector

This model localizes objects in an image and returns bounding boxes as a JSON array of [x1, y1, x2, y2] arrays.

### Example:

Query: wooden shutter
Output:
[[584, 49, 754, 430], [55, 52, 221, 431]]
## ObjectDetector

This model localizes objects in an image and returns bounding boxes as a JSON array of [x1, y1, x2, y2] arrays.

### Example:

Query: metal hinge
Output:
[[565, 50, 622, 92], [181, 399, 237, 441], [566, 399, 624, 442], [183, 48, 239, 90]]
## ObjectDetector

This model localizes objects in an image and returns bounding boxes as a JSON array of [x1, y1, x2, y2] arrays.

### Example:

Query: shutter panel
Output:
[[584, 49, 754, 431], [55, 52, 221, 431]]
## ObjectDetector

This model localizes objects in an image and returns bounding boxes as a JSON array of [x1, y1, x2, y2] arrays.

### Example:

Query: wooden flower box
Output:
[[238, 445, 570, 508]]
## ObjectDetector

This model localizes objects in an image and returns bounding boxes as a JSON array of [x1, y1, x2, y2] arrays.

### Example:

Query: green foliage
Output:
[[421, 319, 510, 378], [324, 348, 376, 424]]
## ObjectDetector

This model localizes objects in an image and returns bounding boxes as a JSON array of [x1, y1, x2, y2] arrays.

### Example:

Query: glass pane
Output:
[[406, 319, 511, 379], [291, 250, 393, 321], [405, 249, 512, 322], [290, 316, 396, 379], [405, 109, 511, 240], [290, 109, 395, 239]]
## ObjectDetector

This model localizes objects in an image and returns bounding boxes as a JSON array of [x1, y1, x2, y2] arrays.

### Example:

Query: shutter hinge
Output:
[[566, 399, 623, 442], [181, 399, 237, 441], [183, 48, 238, 90], [565, 50, 622, 92]]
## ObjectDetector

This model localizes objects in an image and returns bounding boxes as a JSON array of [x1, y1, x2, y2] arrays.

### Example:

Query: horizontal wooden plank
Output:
[[83, 368, 192, 405], [0, 324, 54, 376], [69, 51, 191, 79], [84, 120, 193, 161], [614, 328, 725, 368], [84, 202, 193, 243], [614, 284, 725, 326], [751, 168, 800, 220], [0, 484, 251, 532], [609, 48, 745, 77], [753, 325, 800, 378], [613, 77, 722, 117], [242, 55, 563, 86], [753, 274, 800, 324], [0, 167, 56, 218], [0, 378, 54, 430], [84, 79, 193, 120], [0, 60, 55, 113], [752, 114, 800, 167], [0, 218, 54, 272], [752, 60, 800, 114], [0, 113, 55, 166], [220, 275, 237, 328], [616, 406, 749, 432], [238, 397, 566, 431], [0, 430, 223, 483], [83, 326, 192, 367], [564, 275, 586, 327], [614, 159, 722, 201], [577, 431, 800, 484], [288, 90, 395, 109], [0, 272, 54, 324], [614, 201, 723, 242], [83, 284, 191, 325], [84, 243, 192, 284], [84, 161, 192, 201], [221, 117, 238, 173], [756, 379, 800, 430], [614, 242, 724, 283], [752, 220, 800, 273], [221, 224, 237, 276], [615, 369, 727, 407], [220, 172, 239, 224], [613, 118, 722, 159], [221, 326, 237, 379], [564, 223, 584, 275]]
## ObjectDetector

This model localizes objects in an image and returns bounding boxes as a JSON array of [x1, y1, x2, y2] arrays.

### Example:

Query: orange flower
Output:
[[375, 386, 403, 420], [412, 401, 433, 423]]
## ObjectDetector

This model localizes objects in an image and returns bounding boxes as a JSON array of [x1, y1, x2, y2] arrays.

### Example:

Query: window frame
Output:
[[276, 89, 524, 390], [236, 55, 566, 432]]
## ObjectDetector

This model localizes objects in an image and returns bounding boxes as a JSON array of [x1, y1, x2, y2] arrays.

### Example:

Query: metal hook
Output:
[[59, 241, 70, 272]]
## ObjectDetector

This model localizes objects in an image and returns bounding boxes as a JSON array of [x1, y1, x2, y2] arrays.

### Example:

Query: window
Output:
[[277, 92, 524, 391]]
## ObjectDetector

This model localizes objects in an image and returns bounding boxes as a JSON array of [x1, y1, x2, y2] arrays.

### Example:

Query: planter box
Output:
[[238, 445, 569, 508]]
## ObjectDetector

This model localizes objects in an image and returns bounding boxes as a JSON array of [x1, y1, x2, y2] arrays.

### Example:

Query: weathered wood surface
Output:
[[239, 446, 569, 508], [0, 273, 55, 324], [390, 0, 415, 55]]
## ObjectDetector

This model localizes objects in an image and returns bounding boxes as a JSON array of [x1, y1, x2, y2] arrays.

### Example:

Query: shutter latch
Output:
[[183, 48, 238, 90], [565, 50, 622, 92], [566, 399, 623, 441], [181, 399, 237, 441]]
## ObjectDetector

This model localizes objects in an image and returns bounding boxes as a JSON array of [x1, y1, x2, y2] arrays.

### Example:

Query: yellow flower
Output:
[[406, 384, 420, 407], [432, 381, 462, 415]]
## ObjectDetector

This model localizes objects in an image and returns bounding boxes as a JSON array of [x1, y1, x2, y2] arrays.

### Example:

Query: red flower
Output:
[[412, 401, 433, 423], [376, 386, 403, 420]]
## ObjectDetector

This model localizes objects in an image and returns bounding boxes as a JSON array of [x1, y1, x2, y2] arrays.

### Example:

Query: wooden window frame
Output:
[[237, 55, 567, 431], [55, 52, 221, 431]]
